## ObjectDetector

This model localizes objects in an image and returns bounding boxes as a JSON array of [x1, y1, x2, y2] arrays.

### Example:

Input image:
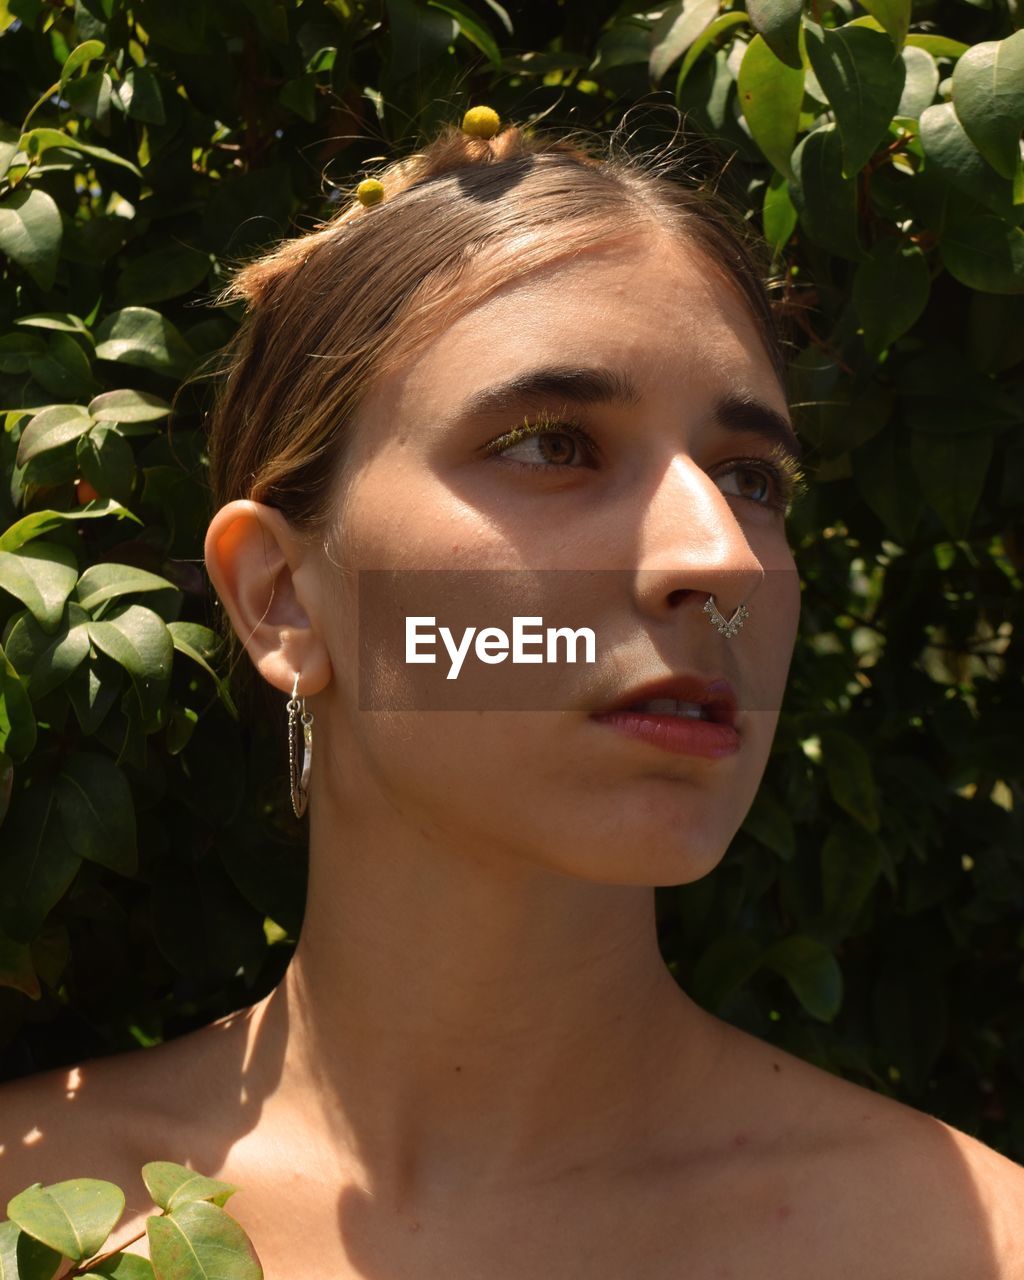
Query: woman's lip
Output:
[[589, 709, 740, 758]]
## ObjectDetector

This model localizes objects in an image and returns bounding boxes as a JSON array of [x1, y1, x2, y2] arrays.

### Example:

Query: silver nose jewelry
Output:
[[704, 594, 749, 637], [704, 569, 765, 638]]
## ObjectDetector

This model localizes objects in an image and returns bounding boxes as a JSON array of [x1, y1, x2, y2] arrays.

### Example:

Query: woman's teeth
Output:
[[628, 698, 707, 719]]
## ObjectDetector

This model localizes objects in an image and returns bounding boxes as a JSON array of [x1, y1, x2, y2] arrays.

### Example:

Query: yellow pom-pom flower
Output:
[[461, 105, 501, 139], [355, 178, 385, 207]]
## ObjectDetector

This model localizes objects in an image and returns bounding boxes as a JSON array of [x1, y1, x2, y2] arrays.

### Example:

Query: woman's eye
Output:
[[717, 462, 776, 507], [482, 418, 598, 471], [715, 453, 805, 514]]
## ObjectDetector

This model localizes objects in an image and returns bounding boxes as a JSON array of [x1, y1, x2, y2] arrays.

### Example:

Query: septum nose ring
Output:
[[703, 567, 765, 638]]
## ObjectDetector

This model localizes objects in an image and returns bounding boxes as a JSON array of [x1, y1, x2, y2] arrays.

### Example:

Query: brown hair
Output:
[[207, 111, 788, 538]]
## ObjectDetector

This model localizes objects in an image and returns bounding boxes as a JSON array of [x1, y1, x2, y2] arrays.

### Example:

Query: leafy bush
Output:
[[1, 1162, 261, 1277], [1, 0, 1022, 1161]]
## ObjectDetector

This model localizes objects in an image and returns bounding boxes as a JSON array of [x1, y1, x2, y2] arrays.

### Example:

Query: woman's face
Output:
[[312, 229, 801, 886]]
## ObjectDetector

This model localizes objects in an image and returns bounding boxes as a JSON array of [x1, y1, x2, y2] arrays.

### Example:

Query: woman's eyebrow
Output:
[[716, 391, 803, 465], [460, 364, 803, 465], [461, 364, 642, 416]]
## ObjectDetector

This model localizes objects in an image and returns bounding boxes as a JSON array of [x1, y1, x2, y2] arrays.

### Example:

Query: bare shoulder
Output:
[[0, 1044, 164, 1207], [789, 1051, 1024, 1278], [885, 1108, 1024, 1280], [709, 1021, 1024, 1280], [0, 1009, 249, 1209]]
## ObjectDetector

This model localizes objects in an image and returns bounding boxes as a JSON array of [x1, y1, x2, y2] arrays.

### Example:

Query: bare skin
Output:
[[3, 230, 1023, 1277]]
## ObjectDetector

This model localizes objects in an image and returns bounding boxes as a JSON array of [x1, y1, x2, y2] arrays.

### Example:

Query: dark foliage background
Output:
[[1, 0, 1022, 1163]]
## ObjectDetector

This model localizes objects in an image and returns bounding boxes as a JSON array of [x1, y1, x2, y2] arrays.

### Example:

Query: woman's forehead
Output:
[[368, 235, 780, 423]]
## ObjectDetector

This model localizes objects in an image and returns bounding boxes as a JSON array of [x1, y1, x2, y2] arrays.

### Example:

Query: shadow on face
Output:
[[305, 230, 803, 887]]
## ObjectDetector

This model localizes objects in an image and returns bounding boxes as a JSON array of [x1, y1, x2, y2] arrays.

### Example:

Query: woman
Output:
[[3, 107, 1023, 1277]]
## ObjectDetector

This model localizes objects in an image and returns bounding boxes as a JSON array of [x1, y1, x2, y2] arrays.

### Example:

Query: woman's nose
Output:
[[632, 454, 764, 621]]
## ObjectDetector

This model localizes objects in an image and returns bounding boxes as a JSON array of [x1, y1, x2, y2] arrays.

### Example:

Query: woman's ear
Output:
[[204, 500, 332, 697]]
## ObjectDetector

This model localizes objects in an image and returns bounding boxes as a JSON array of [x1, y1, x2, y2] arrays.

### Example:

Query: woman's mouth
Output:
[[588, 685, 741, 759]]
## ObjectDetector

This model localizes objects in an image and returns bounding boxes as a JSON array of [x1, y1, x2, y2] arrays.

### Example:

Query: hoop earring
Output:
[[286, 673, 314, 818]]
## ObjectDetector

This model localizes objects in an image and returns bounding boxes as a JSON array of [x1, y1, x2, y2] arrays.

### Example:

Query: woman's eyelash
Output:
[[480, 411, 808, 514], [479, 412, 599, 468]]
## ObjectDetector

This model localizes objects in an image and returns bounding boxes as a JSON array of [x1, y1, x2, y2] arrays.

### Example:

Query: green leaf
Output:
[[649, 0, 720, 83], [0, 925, 41, 998], [15, 310, 90, 334], [0, 542, 79, 630], [762, 168, 797, 256], [817, 824, 882, 937], [803, 21, 906, 177], [141, 1163, 238, 1212], [896, 45, 938, 118], [20, 127, 142, 177], [0, 331, 45, 372], [0, 1218, 64, 1280], [0, 500, 141, 552], [60, 38, 104, 84], [760, 934, 843, 1022], [82, 1252, 157, 1278], [0, 120, 19, 180], [0, 751, 11, 828], [27, 331, 96, 398], [745, 0, 801, 69], [75, 563, 177, 614], [94, 308, 196, 379], [737, 34, 804, 177], [789, 125, 863, 260], [67, 652, 121, 735], [0, 644, 36, 762], [146, 1199, 262, 1279], [853, 237, 929, 354], [15, 404, 94, 466], [6, 1180, 125, 1263], [87, 603, 173, 719], [675, 11, 748, 92], [871, 967, 947, 1094], [905, 33, 968, 59], [919, 102, 1021, 222], [167, 622, 238, 718], [77, 424, 135, 503], [910, 427, 993, 539], [0, 783, 80, 942], [429, 0, 501, 68], [88, 389, 171, 425], [118, 64, 165, 125], [853, 426, 923, 544], [968, 291, 1024, 373], [0, 187, 62, 290], [941, 214, 1024, 293], [951, 31, 1024, 184], [857, 0, 909, 49], [820, 729, 879, 831], [590, 23, 650, 73], [690, 933, 763, 1008], [55, 751, 137, 876], [741, 783, 795, 860], [4, 603, 90, 697], [61, 71, 114, 127], [115, 245, 212, 306], [383, 0, 457, 82]]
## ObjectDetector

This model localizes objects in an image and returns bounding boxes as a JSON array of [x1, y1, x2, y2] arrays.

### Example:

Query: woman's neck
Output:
[[236, 790, 727, 1216]]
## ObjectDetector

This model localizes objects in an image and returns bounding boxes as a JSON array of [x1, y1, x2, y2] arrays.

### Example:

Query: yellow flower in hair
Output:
[[356, 178, 385, 207], [461, 105, 501, 139]]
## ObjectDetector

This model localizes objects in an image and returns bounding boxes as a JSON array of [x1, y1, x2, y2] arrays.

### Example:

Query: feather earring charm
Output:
[[287, 674, 314, 818]]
